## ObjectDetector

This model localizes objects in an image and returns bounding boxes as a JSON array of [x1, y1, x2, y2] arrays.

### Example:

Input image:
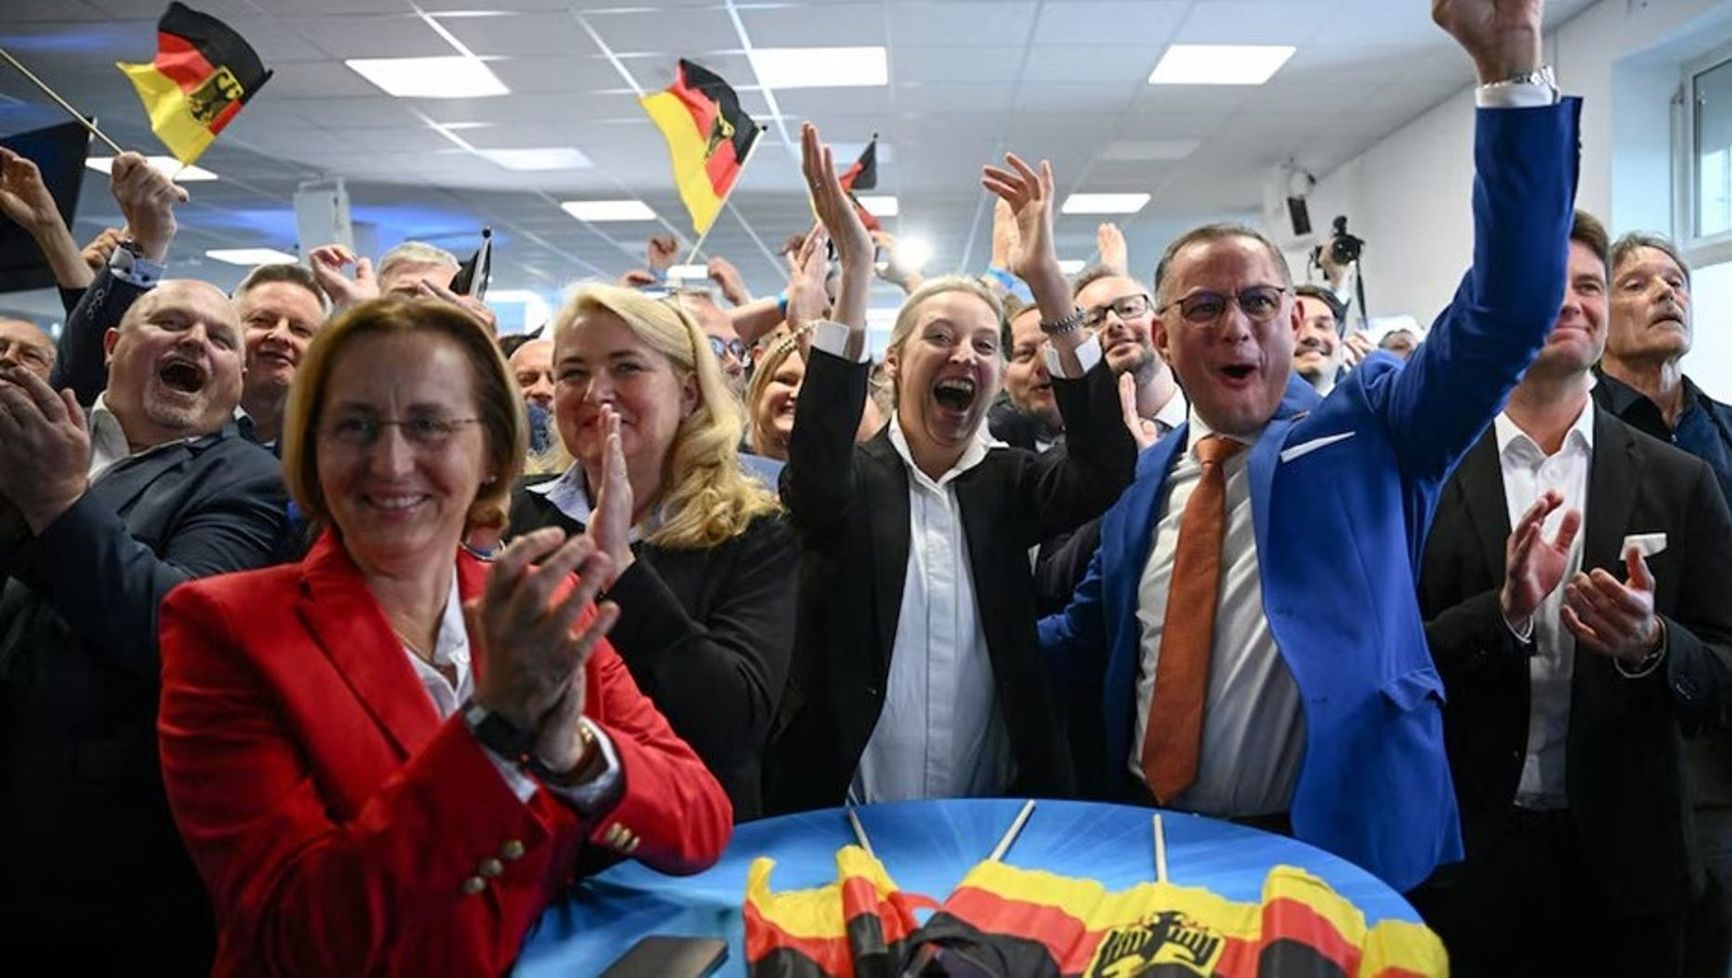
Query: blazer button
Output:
[[501, 839, 525, 861], [461, 875, 486, 895], [867, 686, 882, 698], [479, 858, 504, 878]]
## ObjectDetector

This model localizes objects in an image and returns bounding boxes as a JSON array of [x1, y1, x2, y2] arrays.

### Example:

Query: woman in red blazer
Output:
[[157, 297, 732, 976]]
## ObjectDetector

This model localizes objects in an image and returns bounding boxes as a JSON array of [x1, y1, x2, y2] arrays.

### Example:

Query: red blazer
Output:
[[158, 531, 732, 976]]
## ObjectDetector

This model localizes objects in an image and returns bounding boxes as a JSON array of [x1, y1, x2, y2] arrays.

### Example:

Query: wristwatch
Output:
[[462, 699, 536, 766], [1480, 65, 1558, 104], [108, 239, 166, 288]]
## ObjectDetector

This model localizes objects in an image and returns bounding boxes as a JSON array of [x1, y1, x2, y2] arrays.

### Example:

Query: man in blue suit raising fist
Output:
[[1038, 0, 1578, 892]]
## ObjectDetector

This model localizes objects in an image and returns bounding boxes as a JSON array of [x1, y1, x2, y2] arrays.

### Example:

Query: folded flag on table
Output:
[[903, 861, 1446, 977], [640, 59, 761, 236], [838, 137, 880, 232], [745, 845, 936, 978], [116, 2, 272, 165]]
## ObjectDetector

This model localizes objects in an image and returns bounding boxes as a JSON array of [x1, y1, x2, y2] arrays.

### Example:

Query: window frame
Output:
[[1676, 40, 1732, 269]]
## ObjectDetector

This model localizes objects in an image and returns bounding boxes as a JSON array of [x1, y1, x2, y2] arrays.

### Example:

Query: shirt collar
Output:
[[887, 412, 994, 490], [529, 463, 658, 541], [1184, 407, 1262, 454], [1153, 388, 1188, 434], [1495, 397, 1596, 460], [88, 393, 130, 461]]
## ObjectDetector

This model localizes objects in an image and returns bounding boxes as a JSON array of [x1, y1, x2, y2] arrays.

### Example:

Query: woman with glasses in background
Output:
[[509, 285, 798, 821], [157, 297, 730, 976]]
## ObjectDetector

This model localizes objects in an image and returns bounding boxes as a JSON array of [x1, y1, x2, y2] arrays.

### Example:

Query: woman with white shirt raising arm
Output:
[[762, 123, 1138, 814]]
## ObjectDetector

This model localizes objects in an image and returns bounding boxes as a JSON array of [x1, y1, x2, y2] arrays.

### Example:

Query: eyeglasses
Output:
[[1080, 293, 1152, 330], [1158, 285, 1289, 327], [320, 414, 481, 449], [707, 335, 748, 363]]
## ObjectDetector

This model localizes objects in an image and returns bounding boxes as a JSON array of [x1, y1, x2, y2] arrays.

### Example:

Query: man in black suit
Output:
[[1413, 211, 1732, 976], [0, 271, 287, 961]]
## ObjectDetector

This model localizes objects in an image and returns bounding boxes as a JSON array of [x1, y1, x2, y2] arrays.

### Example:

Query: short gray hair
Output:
[[377, 240, 460, 279], [1152, 223, 1292, 305], [1611, 231, 1691, 286]]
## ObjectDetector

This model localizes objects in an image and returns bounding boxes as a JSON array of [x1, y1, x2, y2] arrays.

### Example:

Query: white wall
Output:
[[1295, 0, 1732, 395]]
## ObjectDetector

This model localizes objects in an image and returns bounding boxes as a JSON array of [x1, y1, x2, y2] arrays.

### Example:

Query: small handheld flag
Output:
[[640, 59, 761, 236], [117, 2, 273, 165], [839, 136, 880, 232], [451, 227, 493, 300]]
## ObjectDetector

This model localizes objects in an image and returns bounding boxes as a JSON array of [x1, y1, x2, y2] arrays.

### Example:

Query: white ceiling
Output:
[[0, 0, 1596, 321]]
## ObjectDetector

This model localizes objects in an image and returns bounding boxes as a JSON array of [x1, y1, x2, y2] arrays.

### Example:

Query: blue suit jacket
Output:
[[1039, 100, 1581, 892]]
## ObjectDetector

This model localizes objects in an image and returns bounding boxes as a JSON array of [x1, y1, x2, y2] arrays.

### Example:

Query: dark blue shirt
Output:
[[1594, 367, 1732, 509]]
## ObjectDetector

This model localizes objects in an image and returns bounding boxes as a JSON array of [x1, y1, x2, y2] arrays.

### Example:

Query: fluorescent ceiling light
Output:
[[1101, 139, 1201, 161], [857, 195, 898, 217], [85, 156, 218, 181], [1148, 44, 1295, 86], [1061, 193, 1150, 215], [480, 147, 592, 170], [560, 199, 657, 222], [1058, 259, 1086, 275], [749, 47, 888, 89], [667, 264, 708, 279], [205, 248, 298, 265], [346, 56, 508, 98]]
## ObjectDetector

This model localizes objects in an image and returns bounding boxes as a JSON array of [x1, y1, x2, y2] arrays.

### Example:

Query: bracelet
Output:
[[1040, 307, 1086, 337], [528, 720, 603, 787]]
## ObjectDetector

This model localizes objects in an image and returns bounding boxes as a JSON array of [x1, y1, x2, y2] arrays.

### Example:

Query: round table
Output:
[[514, 798, 1420, 977]]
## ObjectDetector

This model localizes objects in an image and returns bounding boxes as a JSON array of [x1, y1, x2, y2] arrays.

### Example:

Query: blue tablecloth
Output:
[[515, 798, 1419, 976]]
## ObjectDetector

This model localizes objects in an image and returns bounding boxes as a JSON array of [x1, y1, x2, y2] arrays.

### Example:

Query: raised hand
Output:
[[647, 234, 679, 273], [1432, 0, 1544, 84], [417, 278, 498, 336], [1343, 329, 1375, 368], [109, 151, 188, 262], [981, 153, 1059, 285], [584, 406, 636, 585], [1562, 547, 1662, 665], [706, 256, 752, 306], [784, 223, 831, 332], [467, 527, 620, 733], [81, 227, 128, 273], [871, 230, 923, 294], [799, 122, 870, 330], [1097, 222, 1129, 276], [990, 197, 1020, 273], [0, 147, 62, 234], [1499, 489, 1581, 629], [0, 365, 90, 533], [308, 244, 380, 309], [1119, 372, 1158, 451]]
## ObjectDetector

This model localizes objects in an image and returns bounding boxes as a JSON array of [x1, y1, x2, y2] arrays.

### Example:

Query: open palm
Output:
[[1502, 490, 1581, 623]]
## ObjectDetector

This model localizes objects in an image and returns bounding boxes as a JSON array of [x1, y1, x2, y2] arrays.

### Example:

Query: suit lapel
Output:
[[1584, 407, 1639, 572], [1455, 431, 1513, 585], [1108, 428, 1186, 619], [861, 434, 911, 677], [88, 441, 196, 515], [295, 532, 442, 760]]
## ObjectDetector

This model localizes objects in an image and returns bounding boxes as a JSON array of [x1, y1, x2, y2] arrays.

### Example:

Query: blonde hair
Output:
[[549, 284, 777, 549], [282, 297, 523, 535], [746, 330, 805, 458]]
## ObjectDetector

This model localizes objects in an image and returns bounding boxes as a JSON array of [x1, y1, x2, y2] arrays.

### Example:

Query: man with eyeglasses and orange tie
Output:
[[1038, 0, 1578, 893]]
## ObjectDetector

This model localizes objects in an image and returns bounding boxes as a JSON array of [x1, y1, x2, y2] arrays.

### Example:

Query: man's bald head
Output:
[[0, 318, 56, 380], [103, 279, 245, 447]]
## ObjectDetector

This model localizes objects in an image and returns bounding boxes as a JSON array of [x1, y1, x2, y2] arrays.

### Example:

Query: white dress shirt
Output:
[[410, 570, 622, 809], [1129, 410, 1305, 817], [86, 393, 196, 483], [1493, 402, 1594, 810], [810, 322, 1113, 803], [850, 413, 1016, 802]]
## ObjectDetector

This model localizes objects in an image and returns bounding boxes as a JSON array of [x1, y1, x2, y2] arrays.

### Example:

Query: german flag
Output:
[[839, 138, 881, 232], [116, 3, 272, 165], [905, 862, 1446, 977], [745, 846, 935, 977], [641, 59, 761, 236]]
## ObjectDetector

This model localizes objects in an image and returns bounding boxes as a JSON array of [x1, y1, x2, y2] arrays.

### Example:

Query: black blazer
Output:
[[764, 348, 1137, 814], [0, 423, 287, 953], [53, 266, 151, 406], [1418, 408, 1732, 914], [508, 488, 797, 821]]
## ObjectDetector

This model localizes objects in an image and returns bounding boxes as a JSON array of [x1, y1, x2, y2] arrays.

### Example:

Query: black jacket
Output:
[[1418, 408, 1732, 913], [764, 347, 1137, 814], [509, 487, 797, 821], [0, 423, 287, 951]]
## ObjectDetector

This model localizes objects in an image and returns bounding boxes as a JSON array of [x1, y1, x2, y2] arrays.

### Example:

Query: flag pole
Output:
[[0, 46, 126, 155], [681, 125, 765, 267]]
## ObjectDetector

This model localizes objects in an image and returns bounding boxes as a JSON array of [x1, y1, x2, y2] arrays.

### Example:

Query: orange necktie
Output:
[[1142, 433, 1245, 804]]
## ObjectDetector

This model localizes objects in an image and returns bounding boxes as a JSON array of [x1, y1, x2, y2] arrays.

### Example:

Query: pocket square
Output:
[[1279, 431, 1356, 463], [1621, 532, 1667, 558]]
